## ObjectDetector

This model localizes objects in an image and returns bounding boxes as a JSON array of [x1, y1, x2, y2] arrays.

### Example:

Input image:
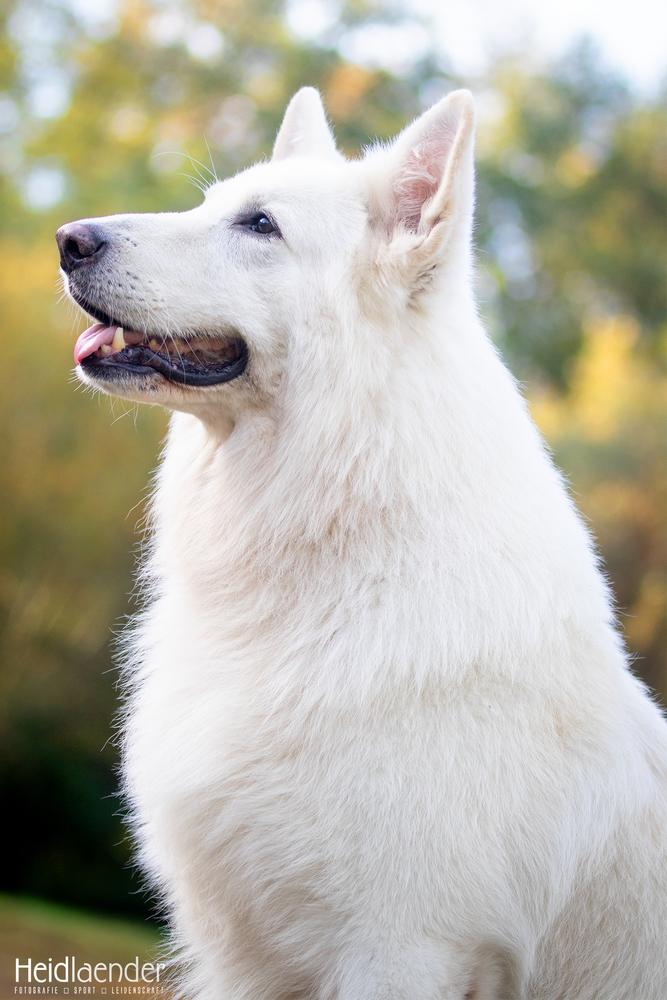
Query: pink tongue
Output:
[[74, 323, 116, 364]]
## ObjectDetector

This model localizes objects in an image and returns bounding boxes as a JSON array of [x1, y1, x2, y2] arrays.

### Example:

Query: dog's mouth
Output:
[[73, 304, 248, 388]]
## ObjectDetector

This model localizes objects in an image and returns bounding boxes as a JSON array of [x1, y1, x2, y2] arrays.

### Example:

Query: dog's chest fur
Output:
[[123, 369, 667, 997]]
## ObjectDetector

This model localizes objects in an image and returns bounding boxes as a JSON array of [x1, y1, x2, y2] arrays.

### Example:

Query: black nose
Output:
[[56, 222, 108, 273]]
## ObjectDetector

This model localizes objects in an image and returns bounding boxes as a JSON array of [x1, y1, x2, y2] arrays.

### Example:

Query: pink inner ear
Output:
[[393, 118, 458, 232]]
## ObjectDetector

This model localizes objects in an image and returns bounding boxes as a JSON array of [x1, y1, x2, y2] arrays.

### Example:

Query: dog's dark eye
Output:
[[247, 214, 276, 235]]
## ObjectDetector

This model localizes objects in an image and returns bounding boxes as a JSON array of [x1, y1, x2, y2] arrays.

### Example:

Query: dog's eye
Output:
[[247, 214, 276, 236], [234, 210, 281, 239]]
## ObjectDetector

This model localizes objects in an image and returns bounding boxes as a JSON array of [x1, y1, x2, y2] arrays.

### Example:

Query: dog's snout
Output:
[[56, 222, 108, 273]]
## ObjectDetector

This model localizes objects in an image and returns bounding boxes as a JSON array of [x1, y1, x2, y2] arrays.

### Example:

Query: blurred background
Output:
[[1, 0, 665, 985]]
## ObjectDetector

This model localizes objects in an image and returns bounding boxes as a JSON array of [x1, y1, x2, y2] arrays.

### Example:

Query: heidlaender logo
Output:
[[14, 955, 166, 995]]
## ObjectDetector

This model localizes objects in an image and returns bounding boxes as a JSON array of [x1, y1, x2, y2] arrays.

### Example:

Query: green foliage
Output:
[[475, 42, 667, 382], [1, 0, 665, 920]]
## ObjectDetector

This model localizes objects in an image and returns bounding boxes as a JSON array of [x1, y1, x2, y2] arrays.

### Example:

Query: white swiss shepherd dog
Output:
[[58, 88, 667, 999]]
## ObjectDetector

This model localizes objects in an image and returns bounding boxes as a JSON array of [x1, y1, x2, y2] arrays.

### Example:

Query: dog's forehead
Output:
[[203, 157, 360, 216]]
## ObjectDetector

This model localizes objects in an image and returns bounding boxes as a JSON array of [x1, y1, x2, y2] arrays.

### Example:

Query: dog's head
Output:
[[58, 88, 475, 423]]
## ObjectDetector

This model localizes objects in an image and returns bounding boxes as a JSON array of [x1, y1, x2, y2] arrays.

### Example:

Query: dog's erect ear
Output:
[[379, 90, 475, 259], [272, 87, 339, 161]]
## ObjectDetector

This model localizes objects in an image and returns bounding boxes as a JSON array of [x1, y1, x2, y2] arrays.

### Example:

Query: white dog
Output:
[[58, 88, 667, 999]]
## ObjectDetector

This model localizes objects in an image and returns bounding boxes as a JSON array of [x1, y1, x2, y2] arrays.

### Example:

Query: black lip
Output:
[[81, 341, 249, 387], [68, 289, 249, 387]]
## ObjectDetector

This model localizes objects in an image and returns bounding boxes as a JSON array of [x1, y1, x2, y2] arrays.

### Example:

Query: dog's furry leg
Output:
[[325, 940, 523, 1000]]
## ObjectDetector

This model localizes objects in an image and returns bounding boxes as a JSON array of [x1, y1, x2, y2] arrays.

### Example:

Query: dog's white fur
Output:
[[69, 89, 667, 998]]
